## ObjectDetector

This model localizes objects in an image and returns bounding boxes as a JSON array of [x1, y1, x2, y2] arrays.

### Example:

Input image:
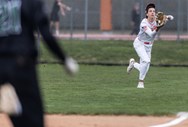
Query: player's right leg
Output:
[[137, 80, 144, 88], [137, 55, 150, 88], [133, 38, 151, 88]]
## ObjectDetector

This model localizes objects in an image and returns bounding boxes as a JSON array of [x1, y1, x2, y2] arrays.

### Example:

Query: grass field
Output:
[[40, 40, 188, 66], [39, 40, 188, 116]]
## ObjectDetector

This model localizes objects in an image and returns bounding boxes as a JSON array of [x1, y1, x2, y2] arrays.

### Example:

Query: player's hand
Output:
[[156, 24, 164, 31], [153, 24, 164, 32], [0, 83, 22, 116], [67, 7, 71, 11], [64, 57, 79, 76]]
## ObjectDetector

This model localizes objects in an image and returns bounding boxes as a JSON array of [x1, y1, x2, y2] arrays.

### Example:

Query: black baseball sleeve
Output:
[[33, 0, 67, 62]]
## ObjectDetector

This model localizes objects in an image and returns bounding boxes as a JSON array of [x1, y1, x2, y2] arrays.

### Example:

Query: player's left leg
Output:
[[8, 58, 44, 127], [50, 21, 54, 33], [55, 21, 60, 36], [137, 47, 151, 88]]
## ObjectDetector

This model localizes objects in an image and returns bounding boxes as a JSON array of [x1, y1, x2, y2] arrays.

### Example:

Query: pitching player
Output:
[[0, 0, 78, 127], [127, 3, 167, 88]]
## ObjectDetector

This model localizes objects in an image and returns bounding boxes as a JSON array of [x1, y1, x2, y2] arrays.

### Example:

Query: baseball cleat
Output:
[[137, 82, 144, 88], [127, 58, 135, 74]]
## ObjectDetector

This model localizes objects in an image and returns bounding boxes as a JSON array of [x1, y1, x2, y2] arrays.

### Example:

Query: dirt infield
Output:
[[1, 113, 188, 127]]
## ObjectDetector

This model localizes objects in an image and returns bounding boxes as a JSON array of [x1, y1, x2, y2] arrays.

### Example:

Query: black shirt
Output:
[[131, 9, 140, 26], [0, 0, 66, 61], [50, 1, 61, 21]]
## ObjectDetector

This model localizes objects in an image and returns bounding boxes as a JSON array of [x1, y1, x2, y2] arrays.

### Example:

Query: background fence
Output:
[[44, 0, 188, 40]]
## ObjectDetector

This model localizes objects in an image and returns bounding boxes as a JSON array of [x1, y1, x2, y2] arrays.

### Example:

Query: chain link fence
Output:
[[44, 0, 188, 40]]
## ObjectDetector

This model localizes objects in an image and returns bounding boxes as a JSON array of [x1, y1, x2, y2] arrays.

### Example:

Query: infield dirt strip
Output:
[[1, 114, 188, 127]]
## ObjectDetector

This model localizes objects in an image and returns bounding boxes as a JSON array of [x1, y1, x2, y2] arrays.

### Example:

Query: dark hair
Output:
[[145, 3, 155, 18]]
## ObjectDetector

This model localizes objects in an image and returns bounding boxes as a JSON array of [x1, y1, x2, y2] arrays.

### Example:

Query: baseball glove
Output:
[[156, 12, 167, 27]]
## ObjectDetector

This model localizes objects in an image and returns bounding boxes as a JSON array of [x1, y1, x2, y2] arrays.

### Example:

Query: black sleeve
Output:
[[132, 10, 136, 22], [33, 0, 67, 62]]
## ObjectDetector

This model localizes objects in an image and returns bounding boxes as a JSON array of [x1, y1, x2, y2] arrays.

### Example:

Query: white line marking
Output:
[[150, 112, 188, 127]]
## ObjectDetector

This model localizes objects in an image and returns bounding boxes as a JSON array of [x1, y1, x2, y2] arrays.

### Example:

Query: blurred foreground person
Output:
[[0, 0, 78, 127]]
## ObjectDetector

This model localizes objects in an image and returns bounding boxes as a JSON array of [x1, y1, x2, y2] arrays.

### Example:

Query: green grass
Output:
[[39, 40, 188, 65], [39, 64, 188, 116], [38, 40, 188, 116]]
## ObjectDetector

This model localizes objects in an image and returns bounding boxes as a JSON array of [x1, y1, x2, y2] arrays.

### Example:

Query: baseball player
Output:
[[0, 0, 78, 127], [50, 0, 71, 36], [127, 3, 163, 88]]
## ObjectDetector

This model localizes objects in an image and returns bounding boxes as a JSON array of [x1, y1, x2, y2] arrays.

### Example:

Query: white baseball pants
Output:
[[133, 37, 152, 80]]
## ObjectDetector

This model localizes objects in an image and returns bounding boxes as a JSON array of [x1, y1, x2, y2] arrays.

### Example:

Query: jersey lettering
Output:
[[0, 0, 22, 36]]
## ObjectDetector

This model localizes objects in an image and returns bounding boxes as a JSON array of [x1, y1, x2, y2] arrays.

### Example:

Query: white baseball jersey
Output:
[[137, 18, 157, 43], [133, 18, 158, 81]]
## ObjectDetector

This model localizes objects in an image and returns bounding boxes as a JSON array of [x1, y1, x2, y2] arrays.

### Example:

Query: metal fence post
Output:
[[140, 0, 144, 19], [177, 0, 180, 41], [70, 0, 74, 40], [187, 0, 188, 33], [84, 0, 89, 40]]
